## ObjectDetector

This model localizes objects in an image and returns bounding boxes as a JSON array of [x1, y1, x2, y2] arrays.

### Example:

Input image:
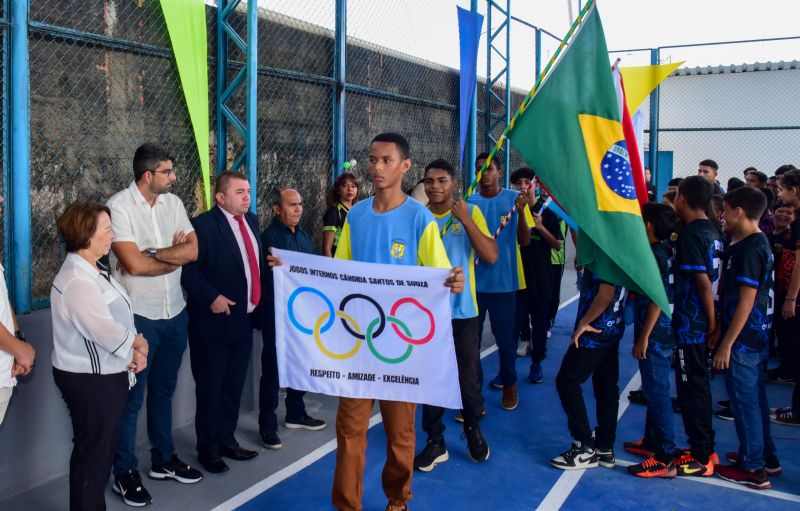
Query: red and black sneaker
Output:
[[627, 456, 677, 479], [675, 453, 714, 477], [623, 438, 655, 457], [725, 452, 782, 476], [715, 463, 771, 490]]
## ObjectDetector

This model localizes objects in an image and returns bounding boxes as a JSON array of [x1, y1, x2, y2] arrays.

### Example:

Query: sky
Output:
[[245, 0, 800, 90]]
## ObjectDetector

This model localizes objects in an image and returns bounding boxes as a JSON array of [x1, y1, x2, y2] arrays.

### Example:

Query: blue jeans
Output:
[[113, 310, 188, 474], [638, 344, 675, 460], [477, 291, 516, 386], [725, 350, 777, 471]]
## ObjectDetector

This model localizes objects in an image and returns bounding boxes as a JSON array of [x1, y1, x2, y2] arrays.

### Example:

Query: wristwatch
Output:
[[147, 248, 158, 259], [14, 330, 26, 342]]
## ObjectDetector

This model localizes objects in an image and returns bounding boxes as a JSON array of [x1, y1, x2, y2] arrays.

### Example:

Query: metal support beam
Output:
[[332, 0, 347, 179], [465, 0, 478, 185], [535, 28, 542, 77], [648, 47, 660, 184], [10, 0, 30, 313], [216, 0, 258, 213], [484, 0, 511, 184]]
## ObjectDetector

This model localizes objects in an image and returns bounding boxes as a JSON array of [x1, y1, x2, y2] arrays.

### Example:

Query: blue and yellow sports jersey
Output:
[[720, 232, 774, 354], [672, 219, 723, 345], [574, 269, 628, 348], [335, 196, 451, 269], [633, 240, 675, 352], [467, 189, 528, 293], [433, 204, 491, 319]]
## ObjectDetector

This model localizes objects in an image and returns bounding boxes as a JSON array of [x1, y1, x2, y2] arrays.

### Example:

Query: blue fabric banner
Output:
[[457, 7, 483, 170]]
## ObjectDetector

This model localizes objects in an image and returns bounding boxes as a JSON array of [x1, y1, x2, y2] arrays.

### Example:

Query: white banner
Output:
[[272, 248, 461, 409]]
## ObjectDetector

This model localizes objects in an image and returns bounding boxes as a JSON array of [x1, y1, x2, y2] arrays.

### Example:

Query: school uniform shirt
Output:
[[51, 253, 136, 374], [323, 203, 349, 255], [433, 204, 491, 319], [335, 196, 451, 270], [720, 233, 774, 354], [467, 189, 530, 293], [672, 219, 723, 345], [107, 181, 194, 320], [634, 240, 675, 352], [771, 221, 799, 296], [574, 269, 628, 348], [0, 265, 16, 388], [522, 201, 563, 297]]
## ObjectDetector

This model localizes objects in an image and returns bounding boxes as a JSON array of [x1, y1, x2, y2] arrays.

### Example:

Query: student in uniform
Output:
[[468, 153, 530, 411], [713, 186, 780, 488], [322, 173, 359, 257], [550, 269, 627, 470], [672, 175, 724, 477], [626, 203, 679, 478], [413, 159, 496, 472]]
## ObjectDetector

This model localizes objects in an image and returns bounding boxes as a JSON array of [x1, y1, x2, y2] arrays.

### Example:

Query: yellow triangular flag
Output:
[[620, 61, 684, 113]]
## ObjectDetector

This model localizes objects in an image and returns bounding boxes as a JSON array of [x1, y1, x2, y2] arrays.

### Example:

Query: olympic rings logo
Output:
[[287, 287, 436, 364]]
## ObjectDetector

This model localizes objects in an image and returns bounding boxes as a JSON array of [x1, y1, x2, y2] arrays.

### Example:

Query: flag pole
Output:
[[443, 0, 597, 237]]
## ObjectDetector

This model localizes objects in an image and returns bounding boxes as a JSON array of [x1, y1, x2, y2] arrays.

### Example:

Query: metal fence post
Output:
[[332, 0, 346, 179], [10, 0, 30, 313], [215, 0, 228, 176], [648, 47, 660, 185], [245, 0, 257, 213], [535, 28, 542, 77]]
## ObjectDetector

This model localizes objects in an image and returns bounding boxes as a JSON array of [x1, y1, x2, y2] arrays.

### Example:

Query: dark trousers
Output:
[[259, 318, 306, 431], [54, 368, 129, 511], [477, 291, 517, 386], [639, 345, 676, 461], [422, 318, 483, 440], [555, 344, 619, 451], [514, 287, 550, 364], [549, 264, 565, 327], [188, 314, 253, 460], [774, 297, 800, 410], [113, 311, 188, 474], [675, 343, 715, 462]]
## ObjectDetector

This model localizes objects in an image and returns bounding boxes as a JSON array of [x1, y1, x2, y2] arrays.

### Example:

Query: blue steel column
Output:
[[648, 47, 660, 182], [483, 2, 491, 153], [484, 0, 511, 184], [332, 0, 346, 178], [10, 0, 30, 312], [245, 0, 257, 213], [535, 28, 541, 77], [503, 0, 510, 184], [215, 0, 228, 175], [465, 0, 478, 184]]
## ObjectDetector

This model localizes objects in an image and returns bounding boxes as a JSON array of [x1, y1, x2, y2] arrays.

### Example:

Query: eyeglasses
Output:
[[150, 168, 176, 177]]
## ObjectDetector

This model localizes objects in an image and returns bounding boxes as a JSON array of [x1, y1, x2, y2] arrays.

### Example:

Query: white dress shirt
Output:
[[107, 181, 194, 320], [51, 253, 136, 374], [218, 206, 260, 313], [0, 265, 16, 388]]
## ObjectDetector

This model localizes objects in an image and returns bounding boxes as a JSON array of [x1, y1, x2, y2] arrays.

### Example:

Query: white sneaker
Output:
[[550, 442, 598, 470], [516, 340, 530, 357]]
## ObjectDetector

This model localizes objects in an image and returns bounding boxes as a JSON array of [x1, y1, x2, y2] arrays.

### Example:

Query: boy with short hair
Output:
[[626, 203, 679, 478], [671, 175, 723, 477], [550, 269, 627, 470], [712, 187, 779, 489]]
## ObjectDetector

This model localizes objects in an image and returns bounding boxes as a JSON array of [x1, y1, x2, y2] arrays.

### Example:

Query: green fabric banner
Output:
[[160, 0, 211, 210]]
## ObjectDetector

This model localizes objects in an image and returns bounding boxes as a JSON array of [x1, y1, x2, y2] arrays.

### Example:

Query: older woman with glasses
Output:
[[51, 202, 148, 511]]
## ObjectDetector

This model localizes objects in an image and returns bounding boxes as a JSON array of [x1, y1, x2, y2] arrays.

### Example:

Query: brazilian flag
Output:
[[507, 3, 670, 315]]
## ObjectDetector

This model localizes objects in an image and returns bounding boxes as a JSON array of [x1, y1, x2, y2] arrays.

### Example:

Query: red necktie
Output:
[[234, 215, 261, 306]]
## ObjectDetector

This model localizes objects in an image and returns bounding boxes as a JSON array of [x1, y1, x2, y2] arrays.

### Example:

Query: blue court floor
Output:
[[224, 299, 800, 511]]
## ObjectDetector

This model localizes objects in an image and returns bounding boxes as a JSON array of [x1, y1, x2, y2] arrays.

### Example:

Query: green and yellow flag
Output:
[[507, 3, 670, 314]]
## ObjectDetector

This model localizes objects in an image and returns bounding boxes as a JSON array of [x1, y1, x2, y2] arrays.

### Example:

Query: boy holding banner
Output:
[[330, 133, 464, 511], [414, 159, 497, 472]]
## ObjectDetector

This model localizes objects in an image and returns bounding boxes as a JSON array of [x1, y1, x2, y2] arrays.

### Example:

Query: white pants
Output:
[[0, 386, 12, 425]]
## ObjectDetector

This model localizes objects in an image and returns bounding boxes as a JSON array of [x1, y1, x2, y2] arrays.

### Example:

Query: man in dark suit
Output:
[[181, 171, 263, 473]]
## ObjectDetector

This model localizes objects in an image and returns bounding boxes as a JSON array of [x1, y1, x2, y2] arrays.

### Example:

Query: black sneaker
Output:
[[464, 424, 490, 463], [149, 455, 203, 484], [414, 439, 449, 472], [550, 442, 598, 470], [595, 448, 615, 468], [285, 414, 326, 431], [715, 407, 734, 421], [113, 470, 152, 507], [260, 429, 283, 450]]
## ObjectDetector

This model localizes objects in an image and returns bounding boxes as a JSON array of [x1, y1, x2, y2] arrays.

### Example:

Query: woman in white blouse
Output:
[[51, 202, 148, 511]]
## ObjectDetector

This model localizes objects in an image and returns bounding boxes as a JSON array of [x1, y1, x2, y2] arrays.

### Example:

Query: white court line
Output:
[[614, 459, 800, 504], [212, 294, 583, 511], [535, 370, 642, 511]]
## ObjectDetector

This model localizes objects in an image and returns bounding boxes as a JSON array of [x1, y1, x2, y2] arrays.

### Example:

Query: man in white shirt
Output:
[[107, 143, 202, 507]]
